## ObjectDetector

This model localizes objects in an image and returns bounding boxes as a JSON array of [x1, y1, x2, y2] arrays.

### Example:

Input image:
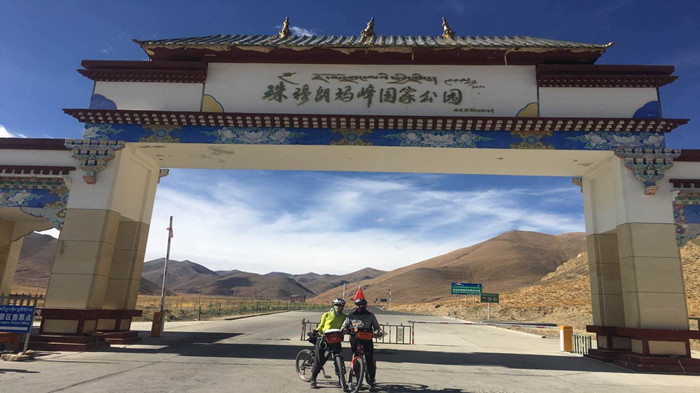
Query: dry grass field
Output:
[[134, 294, 325, 321]]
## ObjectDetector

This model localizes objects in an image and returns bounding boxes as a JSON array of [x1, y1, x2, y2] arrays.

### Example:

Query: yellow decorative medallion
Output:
[[516, 102, 538, 117], [331, 129, 373, 145], [202, 94, 224, 112]]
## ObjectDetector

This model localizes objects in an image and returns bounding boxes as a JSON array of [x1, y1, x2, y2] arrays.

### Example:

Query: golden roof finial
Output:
[[361, 17, 375, 40], [442, 17, 455, 40], [277, 16, 291, 39]]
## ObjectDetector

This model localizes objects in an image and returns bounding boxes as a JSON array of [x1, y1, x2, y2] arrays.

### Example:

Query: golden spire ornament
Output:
[[277, 16, 291, 39], [361, 17, 375, 40], [442, 17, 455, 40]]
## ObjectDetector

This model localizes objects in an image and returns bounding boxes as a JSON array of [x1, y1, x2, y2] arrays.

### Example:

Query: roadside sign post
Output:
[[480, 293, 499, 321], [0, 294, 40, 353], [152, 216, 173, 337]]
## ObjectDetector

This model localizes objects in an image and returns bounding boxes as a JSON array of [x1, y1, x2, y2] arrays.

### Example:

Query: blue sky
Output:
[[1, 1, 699, 274]]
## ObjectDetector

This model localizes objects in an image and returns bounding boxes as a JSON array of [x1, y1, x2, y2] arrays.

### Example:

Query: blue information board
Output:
[[0, 305, 35, 333], [379, 298, 388, 303], [451, 283, 482, 295]]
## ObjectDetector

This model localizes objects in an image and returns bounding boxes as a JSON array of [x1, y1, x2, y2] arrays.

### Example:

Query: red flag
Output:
[[353, 287, 365, 301]]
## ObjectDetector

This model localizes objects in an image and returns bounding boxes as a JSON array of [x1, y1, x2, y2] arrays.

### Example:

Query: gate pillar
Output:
[[583, 154, 700, 370], [39, 143, 160, 342], [0, 219, 24, 295]]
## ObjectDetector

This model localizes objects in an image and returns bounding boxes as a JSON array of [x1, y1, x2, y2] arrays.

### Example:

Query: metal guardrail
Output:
[[300, 320, 412, 345], [407, 320, 558, 329], [572, 333, 592, 355]]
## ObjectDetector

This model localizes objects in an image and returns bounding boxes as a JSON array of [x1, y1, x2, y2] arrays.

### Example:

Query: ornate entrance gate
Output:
[[1, 20, 699, 369]]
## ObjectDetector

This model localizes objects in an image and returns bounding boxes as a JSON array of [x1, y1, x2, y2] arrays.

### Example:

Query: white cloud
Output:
[[290, 26, 318, 37], [144, 171, 583, 275], [0, 124, 25, 138]]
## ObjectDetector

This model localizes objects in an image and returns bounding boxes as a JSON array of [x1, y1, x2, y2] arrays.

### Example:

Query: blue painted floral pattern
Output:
[[385, 130, 492, 148], [83, 123, 123, 140], [565, 132, 665, 150], [202, 127, 305, 144]]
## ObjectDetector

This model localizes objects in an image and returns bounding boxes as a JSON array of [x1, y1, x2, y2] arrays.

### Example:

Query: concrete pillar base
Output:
[[37, 308, 142, 335], [586, 325, 700, 373]]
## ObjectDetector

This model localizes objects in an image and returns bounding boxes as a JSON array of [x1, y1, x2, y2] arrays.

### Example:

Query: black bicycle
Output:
[[295, 329, 348, 390]]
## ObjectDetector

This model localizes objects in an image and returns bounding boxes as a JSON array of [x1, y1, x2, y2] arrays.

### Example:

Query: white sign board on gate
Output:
[[203, 64, 537, 117]]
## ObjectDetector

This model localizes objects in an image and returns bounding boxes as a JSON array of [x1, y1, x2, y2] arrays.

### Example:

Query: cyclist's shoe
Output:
[[309, 380, 318, 389], [369, 382, 378, 392]]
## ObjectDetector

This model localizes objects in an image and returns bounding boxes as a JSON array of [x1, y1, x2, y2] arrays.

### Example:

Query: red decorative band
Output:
[[538, 74, 677, 88], [0, 165, 75, 176], [676, 150, 700, 162], [62, 108, 689, 133], [0, 138, 71, 150], [78, 69, 206, 83], [537, 65, 677, 88], [669, 179, 700, 189], [78, 60, 207, 83]]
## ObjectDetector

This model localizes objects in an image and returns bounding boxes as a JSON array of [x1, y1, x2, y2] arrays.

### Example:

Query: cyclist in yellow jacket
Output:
[[309, 298, 347, 389]]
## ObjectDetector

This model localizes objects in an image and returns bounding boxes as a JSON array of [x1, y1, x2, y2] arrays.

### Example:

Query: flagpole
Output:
[[159, 216, 173, 313]]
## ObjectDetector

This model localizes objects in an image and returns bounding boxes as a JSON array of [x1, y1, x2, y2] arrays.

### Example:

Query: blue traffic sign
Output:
[[0, 305, 35, 333]]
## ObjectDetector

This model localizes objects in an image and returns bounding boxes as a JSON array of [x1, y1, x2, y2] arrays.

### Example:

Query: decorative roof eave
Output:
[[62, 108, 689, 133], [134, 35, 611, 64], [137, 44, 608, 65], [79, 60, 207, 83], [134, 34, 611, 50], [537, 64, 678, 88]]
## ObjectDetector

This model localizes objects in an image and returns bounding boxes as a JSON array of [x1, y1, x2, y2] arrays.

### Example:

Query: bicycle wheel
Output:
[[295, 349, 315, 382], [334, 354, 348, 391], [348, 356, 365, 393]]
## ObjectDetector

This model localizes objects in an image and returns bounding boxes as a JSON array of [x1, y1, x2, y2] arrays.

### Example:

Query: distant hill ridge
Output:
[[13, 230, 585, 301]]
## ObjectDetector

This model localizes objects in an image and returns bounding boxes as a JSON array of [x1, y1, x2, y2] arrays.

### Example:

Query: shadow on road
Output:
[[104, 332, 621, 374], [0, 368, 39, 374], [311, 380, 472, 393]]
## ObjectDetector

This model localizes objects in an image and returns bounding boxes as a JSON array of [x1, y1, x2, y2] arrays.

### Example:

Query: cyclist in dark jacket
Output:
[[341, 297, 381, 392]]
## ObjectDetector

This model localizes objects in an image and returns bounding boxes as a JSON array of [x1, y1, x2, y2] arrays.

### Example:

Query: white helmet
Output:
[[332, 298, 346, 306]]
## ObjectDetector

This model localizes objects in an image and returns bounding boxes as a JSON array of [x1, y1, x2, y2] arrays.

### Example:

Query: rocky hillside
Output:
[[312, 231, 587, 304], [394, 239, 700, 334]]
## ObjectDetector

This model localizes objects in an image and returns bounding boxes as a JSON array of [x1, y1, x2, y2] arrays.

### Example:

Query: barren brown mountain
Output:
[[13, 234, 168, 295], [142, 258, 223, 294], [311, 231, 586, 304], [201, 271, 315, 299], [394, 239, 700, 338], [269, 268, 386, 294], [13, 233, 57, 288]]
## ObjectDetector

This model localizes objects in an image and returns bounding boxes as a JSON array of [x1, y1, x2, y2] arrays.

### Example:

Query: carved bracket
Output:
[[158, 168, 170, 183], [65, 139, 126, 184], [572, 177, 583, 193], [614, 148, 681, 195]]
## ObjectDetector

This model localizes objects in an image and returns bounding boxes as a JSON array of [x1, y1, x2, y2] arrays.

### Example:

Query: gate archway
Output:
[[1, 22, 699, 369]]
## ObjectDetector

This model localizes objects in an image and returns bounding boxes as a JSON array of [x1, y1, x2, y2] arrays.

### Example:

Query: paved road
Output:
[[2, 308, 700, 392]]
